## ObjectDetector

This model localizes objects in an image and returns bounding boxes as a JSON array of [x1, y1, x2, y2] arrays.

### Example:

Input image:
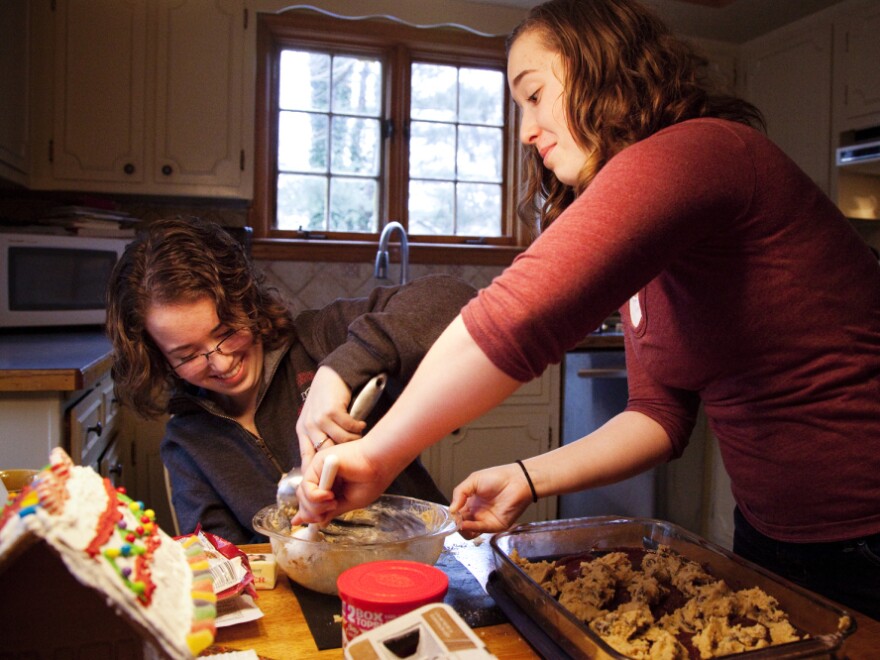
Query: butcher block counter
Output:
[[223, 537, 880, 659], [0, 329, 112, 392]]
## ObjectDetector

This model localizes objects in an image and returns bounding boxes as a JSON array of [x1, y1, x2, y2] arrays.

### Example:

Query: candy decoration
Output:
[[180, 534, 217, 656]]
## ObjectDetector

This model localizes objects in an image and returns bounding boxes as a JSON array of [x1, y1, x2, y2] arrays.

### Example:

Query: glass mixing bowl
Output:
[[252, 494, 460, 594]]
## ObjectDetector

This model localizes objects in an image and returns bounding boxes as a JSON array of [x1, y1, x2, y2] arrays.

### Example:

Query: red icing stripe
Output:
[[133, 534, 161, 605], [84, 478, 123, 557]]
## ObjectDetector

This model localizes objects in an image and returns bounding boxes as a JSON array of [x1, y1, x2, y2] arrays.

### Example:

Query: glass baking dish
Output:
[[490, 517, 856, 659]]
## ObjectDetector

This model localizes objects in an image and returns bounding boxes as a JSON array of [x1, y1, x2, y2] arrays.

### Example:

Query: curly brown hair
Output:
[[106, 217, 294, 418], [508, 0, 765, 232]]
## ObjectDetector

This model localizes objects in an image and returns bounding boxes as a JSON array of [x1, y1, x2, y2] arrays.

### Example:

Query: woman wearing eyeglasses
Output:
[[106, 216, 476, 543]]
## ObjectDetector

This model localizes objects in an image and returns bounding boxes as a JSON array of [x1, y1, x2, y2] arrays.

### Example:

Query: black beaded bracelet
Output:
[[515, 460, 539, 503]]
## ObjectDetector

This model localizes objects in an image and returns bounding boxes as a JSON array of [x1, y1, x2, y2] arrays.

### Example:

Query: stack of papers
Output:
[[36, 205, 141, 237]]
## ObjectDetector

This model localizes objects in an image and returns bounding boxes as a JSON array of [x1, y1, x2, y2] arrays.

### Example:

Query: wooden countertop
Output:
[[217, 537, 880, 659], [0, 330, 112, 392]]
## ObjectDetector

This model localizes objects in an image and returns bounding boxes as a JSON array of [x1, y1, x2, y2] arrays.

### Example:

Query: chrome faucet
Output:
[[374, 221, 409, 285]]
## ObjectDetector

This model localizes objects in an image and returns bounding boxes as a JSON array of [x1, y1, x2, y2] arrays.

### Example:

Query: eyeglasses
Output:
[[169, 328, 252, 379]]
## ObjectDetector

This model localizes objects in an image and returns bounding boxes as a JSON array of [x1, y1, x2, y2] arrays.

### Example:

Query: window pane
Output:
[[409, 180, 454, 234], [410, 121, 456, 179], [330, 177, 378, 231], [459, 68, 505, 126], [332, 56, 382, 117], [408, 60, 507, 238], [279, 50, 330, 112], [277, 173, 327, 230], [458, 126, 502, 182], [411, 63, 457, 121], [278, 111, 328, 172], [331, 116, 380, 175], [457, 183, 502, 236]]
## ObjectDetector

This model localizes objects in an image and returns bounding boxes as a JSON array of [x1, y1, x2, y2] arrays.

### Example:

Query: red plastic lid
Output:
[[337, 560, 449, 614]]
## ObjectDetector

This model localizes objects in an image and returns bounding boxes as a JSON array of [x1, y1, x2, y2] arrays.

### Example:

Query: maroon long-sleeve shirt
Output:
[[463, 118, 880, 543]]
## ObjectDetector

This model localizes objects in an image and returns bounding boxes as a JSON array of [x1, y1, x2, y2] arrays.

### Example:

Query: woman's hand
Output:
[[297, 366, 368, 468], [290, 442, 390, 524], [449, 463, 534, 539]]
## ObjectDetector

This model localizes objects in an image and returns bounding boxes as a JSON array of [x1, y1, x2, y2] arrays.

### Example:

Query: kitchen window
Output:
[[252, 10, 528, 265]]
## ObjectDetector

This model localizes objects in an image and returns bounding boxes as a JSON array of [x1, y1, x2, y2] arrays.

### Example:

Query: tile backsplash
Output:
[[258, 259, 502, 311]]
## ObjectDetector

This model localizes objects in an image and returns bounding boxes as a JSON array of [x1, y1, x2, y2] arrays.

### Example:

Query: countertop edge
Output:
[[572, 334, 625, 350], [0, 332, 113, 393]]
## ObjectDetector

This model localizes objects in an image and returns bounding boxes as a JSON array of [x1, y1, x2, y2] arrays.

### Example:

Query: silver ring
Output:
[[312, 436, 331, 451]]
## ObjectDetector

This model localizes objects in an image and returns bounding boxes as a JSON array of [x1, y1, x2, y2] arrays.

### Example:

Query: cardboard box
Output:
[[246, 552, 277, 590]]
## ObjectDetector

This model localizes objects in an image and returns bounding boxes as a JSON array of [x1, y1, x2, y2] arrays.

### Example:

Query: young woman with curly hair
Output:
[[295, 0, 880, 619], [107, 216, 475, 543]]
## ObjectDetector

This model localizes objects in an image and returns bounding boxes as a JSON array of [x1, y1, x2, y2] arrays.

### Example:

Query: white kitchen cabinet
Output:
[[30, 0, 250, 198], [69, 374, 131, 492], [68, 382, 106, 470], [833, 0, 880, 132], [0, 369, 131, 496], [742, 20, 834, 194], [660, 406, 735, 549], [421, 365, 560, 524], [122, 412, 177, 534], [0, 0, 30, 185], [0, 392, 67, 470]]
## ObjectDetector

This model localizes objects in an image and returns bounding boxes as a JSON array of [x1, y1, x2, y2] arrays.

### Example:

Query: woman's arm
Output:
[[293, 315, 521, 522], [295, 275, 476, 460], [450, 410, 672, 537]]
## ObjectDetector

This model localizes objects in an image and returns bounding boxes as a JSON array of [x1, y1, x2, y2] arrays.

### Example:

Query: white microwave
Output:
[[0, 233, 129, 329]]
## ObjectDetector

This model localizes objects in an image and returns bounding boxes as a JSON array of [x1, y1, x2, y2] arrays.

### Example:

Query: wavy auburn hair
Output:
[[106, 217, 294, 418], [509, 0, 765, 231]]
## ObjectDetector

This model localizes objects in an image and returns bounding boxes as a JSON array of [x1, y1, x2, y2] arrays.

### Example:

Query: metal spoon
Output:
[[276, 373, 387, 508]]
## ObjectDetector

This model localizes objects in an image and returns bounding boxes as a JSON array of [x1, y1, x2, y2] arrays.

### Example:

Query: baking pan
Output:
[[490, 517, 856, 659]]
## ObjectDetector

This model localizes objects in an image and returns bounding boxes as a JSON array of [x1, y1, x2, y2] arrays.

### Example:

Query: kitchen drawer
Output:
[[100, 377, 120, 433], [68, 375, 119, 473], [99, 435, 128, 489]]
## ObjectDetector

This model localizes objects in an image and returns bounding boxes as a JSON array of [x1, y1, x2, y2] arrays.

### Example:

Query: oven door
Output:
[[559, 350, 660, 519]]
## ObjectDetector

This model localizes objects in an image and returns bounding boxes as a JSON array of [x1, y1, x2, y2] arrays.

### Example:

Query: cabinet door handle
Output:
[[161, 164, 173, 176], [576, 368, 627, 378], [123, 163, 135, 174], [86, 421, 103, 437]]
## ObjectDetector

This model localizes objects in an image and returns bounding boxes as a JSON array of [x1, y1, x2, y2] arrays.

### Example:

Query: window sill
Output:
[[251, 238, 524, 266]]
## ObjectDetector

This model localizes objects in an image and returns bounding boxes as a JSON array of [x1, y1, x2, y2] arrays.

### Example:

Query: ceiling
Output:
[[467, 0, 850, 43]]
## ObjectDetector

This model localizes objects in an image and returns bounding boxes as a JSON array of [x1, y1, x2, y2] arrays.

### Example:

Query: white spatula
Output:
[[276, 373, 386, 507], [292, 454, 339, 541]]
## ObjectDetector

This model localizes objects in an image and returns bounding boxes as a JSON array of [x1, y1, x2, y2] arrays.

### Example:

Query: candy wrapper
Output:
[[177, 526, 257, 601]]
